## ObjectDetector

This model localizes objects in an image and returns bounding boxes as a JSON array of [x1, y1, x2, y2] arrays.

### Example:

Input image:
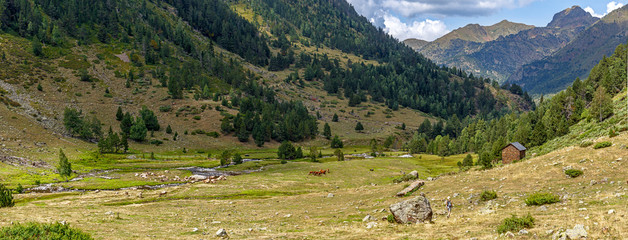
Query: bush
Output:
[[0, 222, 93, 239], [525, 192, 560, 206], [386, 214, 395, 223], [149, 139, 163, 146], [480, 190, 497, 201], [159, 105, 172, 112], [496, 214, 535, 234], [0, 184, 14, 208], [593, 141, 612, 149], [564, 169, 583, 178], [206, 131, 220, 138], [579, 141, 593, 148], [15, 184, 23, 194], [392, 173, 418, 183], [192, 116, 201, 120]]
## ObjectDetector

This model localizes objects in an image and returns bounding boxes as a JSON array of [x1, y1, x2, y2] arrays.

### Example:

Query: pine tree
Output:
[[173, 132, 178, 141], [140, 106, 160, 131], [355, 122, 364, 132], [331, 135, 344, 148], [58, 149, 72, 181], [121, 135, 129, 153], [232, 153, 243, 165], [166, 125, 172, 134], [323, 123, 331, 139], [120, 112, 133, 135], [130, 117, 147, 142], [332, 113, 339, 122], [295, 147, 303, 159], [278, 141, 296, 160], [220, 150, 231, 166], [590, 86, 613, 122], [116, 107, 124, 121], [479, 151, 492, 170], [334, 149, 344, 161], [309, 146, 318, 162], [0, 184, 14, 208], [32, 36, 43, 56], [462, 154, 473, 167]]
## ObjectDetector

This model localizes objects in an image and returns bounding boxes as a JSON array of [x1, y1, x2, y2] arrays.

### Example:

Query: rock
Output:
[[189, 175, 207, 181], [366, 222, 377, 229], [608, 209, 615, 214], [395, 180, 424, 197], [565, 224, 587, 239], [408, 170, 418, 178], [427, 177, 433, 181], [327, 193, 334, 198], [546, 229, 554, 235], [537, 206, 548, 211], [519, 229, 529, 235], [362, 215, 373, 222], [389, 193, 432, 224], [216, 228, 228, 237], [284, 214, 292, 218], [192, 228, 198, 232], [453, 193, 459, 198], [504, 231, 515, 238]]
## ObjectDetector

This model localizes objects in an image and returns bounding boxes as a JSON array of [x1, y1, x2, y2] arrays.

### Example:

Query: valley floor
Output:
[[1, 134, 627, 239]]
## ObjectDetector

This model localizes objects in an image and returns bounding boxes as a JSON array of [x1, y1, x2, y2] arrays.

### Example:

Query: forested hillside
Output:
[[508, 5, 628, 95], [0, 0, 531, 151], [406, 42, 627, 165]]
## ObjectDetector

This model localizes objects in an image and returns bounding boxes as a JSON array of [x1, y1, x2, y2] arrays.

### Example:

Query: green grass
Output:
[[0, 222, 93, 239]]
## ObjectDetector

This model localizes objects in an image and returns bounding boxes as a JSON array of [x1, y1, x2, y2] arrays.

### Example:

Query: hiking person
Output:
[[444, 196, 453, 218]]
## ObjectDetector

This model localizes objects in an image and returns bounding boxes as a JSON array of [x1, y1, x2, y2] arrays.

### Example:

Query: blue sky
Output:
[[345, 0, 626, 41]]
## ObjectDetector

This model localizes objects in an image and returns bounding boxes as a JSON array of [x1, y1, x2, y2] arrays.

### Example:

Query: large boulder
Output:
[[389, 193, 432, 223]]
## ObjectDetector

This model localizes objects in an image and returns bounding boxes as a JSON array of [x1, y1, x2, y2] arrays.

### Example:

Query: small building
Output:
[[501, 142, 526, 164]]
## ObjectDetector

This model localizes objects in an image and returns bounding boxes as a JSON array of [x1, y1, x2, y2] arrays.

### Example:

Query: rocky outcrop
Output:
[[389, 193, 432, 223], [395, 180, 424, 197]]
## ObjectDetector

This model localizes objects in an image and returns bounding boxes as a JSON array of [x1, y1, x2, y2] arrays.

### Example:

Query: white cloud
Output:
[[584, 1, 624, 18], [382, 14, 449, 41], [348, 0, 537, 18]]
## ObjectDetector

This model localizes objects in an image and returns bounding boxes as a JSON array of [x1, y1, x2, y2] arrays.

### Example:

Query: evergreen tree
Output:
[[120, 112, 133, 135], [220, 150, 231, 166], [355, 122, 364, 132], [58, 149, 72, 181], [332, 113, 339, 122], [323, 123, 331, 139], [116, 107, 124, 121], [295, 147, 303, 159], [139, 106, 160, 131], [330, 135, 343, 148], [418, 119, 432, 136], [462, 154, 473, 167], [236, 124, 249, 142], [232, 153, 243, 165], [252, 124, 265, 147], [166, 125, 172, 134], [121, 134, 129, 153], [277, 141, 297, 160], [173, 132, 178, 141], [32, 36, 43, 56], [334, 149, 344, 161], [129, 117, 147, 142], [309, 146, 318, 162], [590, 86, 613, 122], [220, 116, 233, 133], [479, 151, 492, 170], [0, 184, 14, 208]]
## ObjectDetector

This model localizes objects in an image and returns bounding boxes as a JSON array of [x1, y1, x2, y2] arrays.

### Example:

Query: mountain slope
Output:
[[508, 5, 628, 95], [409, 6, 598, 83]]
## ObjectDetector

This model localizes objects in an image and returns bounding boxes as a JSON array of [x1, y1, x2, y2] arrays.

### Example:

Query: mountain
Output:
[[402, 38, 429, 51], [508, 5, 628, 95], [0, 0, 531, 153], [408, 6, 598, 84]]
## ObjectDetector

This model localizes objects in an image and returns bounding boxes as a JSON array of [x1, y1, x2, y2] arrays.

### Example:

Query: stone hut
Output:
[[501, 142, 526, 164]]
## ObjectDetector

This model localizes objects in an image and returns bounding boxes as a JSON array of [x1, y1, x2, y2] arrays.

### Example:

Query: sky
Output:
[[345, 0, 627, 41]]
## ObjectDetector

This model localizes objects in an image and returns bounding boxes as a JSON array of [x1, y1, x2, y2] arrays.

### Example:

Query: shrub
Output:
[[193, 116, 201, 120], [593, 141, 612, 149], [149, 139, 163, 146], [480, 190, 497, 201], [579, 141, 593, 148], [0, 184, 14, 208], [0, 222, 93, 239], [392, 173, 418, 183], [525, 192, 560, 206], [386, 214, 395, 223], [564, 169, 583, 178], [206, 131, 220, 138], [496, 214, 535, 234], [15, 184, 23, 194], [609, 128, 618, 137], [159, 105, 172, 112]]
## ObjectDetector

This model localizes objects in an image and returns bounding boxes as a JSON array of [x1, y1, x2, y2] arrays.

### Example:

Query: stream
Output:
[[24, 159, 264, 193]]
